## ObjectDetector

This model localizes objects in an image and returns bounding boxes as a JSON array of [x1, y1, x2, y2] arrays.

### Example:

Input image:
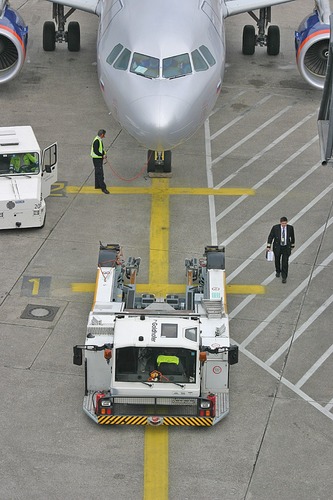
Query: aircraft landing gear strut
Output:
[[242, 7, 280, 56], [147, 150, 172, 177], [43, 3, 80, 52]]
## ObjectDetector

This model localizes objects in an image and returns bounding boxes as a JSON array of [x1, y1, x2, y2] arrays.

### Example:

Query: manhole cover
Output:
[[20, 304, 59, 322]]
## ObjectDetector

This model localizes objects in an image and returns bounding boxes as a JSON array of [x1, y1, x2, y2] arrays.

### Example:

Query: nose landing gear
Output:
[[43, 3, 80, 52], [147, 150, 172, 177], [242, 7, 280, 57]]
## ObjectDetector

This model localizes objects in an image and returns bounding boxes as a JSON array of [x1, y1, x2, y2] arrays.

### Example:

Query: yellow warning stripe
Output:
[[98, 415, 148, 425], [97, 415, 214, 426], [163, 416, 213, 426]]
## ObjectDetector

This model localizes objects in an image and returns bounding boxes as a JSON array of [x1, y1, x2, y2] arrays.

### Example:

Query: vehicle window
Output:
[[106, 43, 123, 65], [162, 53, 192, 79], [115, 346, 197, 383], [0, 152, 40, 175], [161, 323, 178, 338], [130, 52, 159, 78], [191, 49, 209, 72], [199, 45, 216, 66], [114, 48, 131, 70], [185, 327, 197, 342]]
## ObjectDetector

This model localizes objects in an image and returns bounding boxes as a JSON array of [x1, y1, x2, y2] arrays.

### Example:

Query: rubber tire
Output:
[[67, 21, 80, 52], [267, 25, 280, 56], [43, 21, 56, 51], [163, 151, 171, 173], [242, 25, 256, 56], [147, 150, 155, 172]]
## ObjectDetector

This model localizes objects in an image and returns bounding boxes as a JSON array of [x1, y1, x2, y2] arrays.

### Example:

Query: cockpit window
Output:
[[191, 49, 209, 72], [106, 43, 123, 65], [130, 52, 159, 78], [0, 153, 40, 175], [199, 45, 216, 66], [162, 53, 192, 78], [114, 48, 131, 70]]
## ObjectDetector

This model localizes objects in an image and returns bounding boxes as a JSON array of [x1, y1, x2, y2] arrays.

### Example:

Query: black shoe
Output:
[[102, 189, 110, 194], [282, 278, 286, 283], [275, 272, 280, 278]]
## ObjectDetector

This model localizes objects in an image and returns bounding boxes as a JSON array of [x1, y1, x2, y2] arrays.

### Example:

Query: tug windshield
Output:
[[0, 152, 40, 175], [115, 347, 197, 383]]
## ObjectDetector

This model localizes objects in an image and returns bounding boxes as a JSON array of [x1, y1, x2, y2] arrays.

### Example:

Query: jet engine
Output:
[[295, 8, 330, 90], [0, 2, 28, 84]]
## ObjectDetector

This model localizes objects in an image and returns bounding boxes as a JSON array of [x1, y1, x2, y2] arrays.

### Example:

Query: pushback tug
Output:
[[73, 243, 238, 426]]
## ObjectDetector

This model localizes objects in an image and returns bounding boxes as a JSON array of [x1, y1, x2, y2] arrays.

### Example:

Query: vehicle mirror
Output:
[[228, 345, 239, 365], [73, 346, 83, 365]]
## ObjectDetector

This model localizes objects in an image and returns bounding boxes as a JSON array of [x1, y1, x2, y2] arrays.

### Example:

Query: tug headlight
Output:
[[101, 400, 111, 407], [200, 401, 211, 409]]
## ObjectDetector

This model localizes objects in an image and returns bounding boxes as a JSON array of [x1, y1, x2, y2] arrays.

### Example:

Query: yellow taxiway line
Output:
[[144, 426, 169, 500], [65, 185, 255, 196], [71, 282, 265, 295]]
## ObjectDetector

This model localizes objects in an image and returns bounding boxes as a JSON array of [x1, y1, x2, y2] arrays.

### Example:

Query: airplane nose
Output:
[[126, 95, 193, 151]]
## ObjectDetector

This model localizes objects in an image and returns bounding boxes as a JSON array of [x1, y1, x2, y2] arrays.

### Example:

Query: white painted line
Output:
[[221, 161, 322, 248], [211, 107, 291, 165], [216, 134, 317, 220], [295, 344, 333, 389], [233, 341, 333, 422], [240, 251, 333, 348], [215, 115, 316, 191], [324, 397, 333, 412], [266, 293, 333, 366], [210, 95, 272, 140], [227, 183, 333, 284]]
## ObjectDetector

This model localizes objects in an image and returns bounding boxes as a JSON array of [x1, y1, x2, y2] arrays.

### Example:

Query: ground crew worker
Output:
[[90, 129, 109, 194], [10, 154, 22, 172], [23, 153, 38, 172]]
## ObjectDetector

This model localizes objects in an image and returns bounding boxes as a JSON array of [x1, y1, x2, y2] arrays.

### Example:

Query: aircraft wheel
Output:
[[68, 21, 80, 52], [242, 25, 255, 55], [267, 25, 280, 56], [43, 21, 56, 51], [147, 150, 155, 172], [163, 151, 171, 173]]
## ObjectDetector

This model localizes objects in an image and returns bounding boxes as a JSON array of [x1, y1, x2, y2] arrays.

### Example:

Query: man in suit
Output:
[[267, 216, 295, 283]]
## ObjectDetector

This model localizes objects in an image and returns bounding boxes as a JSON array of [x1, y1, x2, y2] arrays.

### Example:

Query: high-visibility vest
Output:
[[24, 153, 36, 165], [91, 136, 104, 158], [157, 355, 179, 366], [10, 155, 21, 172]]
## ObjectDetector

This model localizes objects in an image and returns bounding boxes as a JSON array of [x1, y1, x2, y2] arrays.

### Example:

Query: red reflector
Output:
[[107, 408, 112, 415], [95, 392, 105, 415], [199, 409, 204, 416]]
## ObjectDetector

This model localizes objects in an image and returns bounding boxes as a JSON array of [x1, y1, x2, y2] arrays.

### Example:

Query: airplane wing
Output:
[[224, 0, 295, 17], [46, 0, 100, 15]]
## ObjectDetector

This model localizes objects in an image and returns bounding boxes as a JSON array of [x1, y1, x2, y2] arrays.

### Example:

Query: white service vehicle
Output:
[[0, 126, 57, 229], [73, 243, 238, 427]]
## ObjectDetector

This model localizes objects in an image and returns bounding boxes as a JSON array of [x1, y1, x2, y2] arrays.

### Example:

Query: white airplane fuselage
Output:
[[97, 0, 226, 151]]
